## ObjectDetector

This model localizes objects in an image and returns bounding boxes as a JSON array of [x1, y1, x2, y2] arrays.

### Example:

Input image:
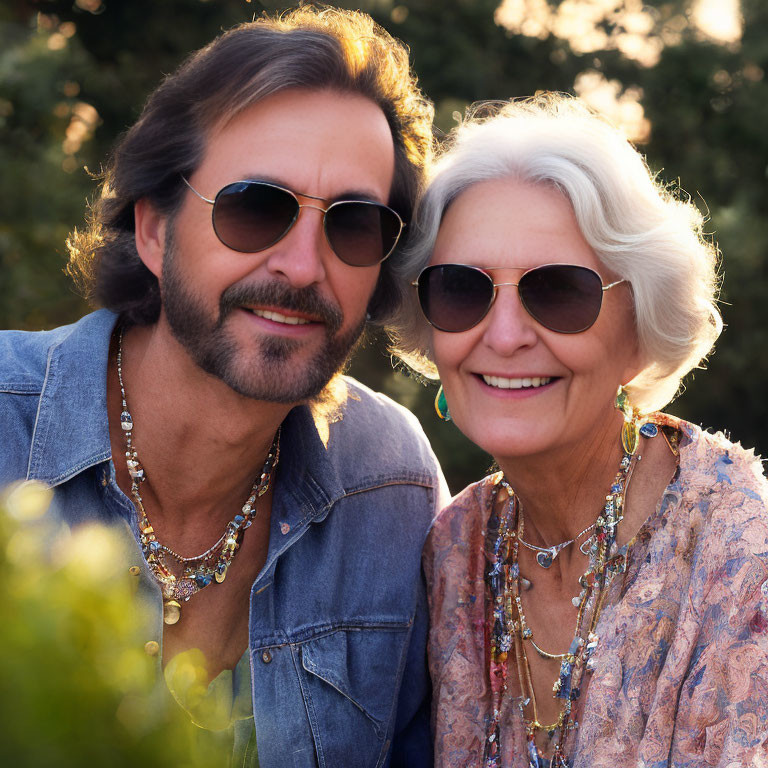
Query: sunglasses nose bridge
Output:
[[289, 201, 334, 245], [296, 202, 331, 215], [294, 202, 336, 242], [484, 277, 545, 330], [452, 277, 519, 333], [487, 280, 520, 314], [294, 203, 345, 265]]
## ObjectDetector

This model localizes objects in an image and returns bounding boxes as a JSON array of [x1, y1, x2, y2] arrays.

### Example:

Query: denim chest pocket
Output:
[[297, 622, 412, 768]]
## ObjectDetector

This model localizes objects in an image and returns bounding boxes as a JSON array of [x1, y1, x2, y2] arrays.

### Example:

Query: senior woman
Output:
[[394, 95, 768, 767]]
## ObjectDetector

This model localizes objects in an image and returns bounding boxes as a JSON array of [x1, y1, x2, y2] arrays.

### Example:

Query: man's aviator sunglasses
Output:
[[182, 176, 404, 267], [413, 263, 626, 334]]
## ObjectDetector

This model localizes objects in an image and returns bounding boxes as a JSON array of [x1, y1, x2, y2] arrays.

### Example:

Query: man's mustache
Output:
[[219, 280, 344, 335]]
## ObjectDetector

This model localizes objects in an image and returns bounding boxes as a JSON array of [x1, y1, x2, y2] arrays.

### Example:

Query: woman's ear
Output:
[[134, 197, 167, 279]]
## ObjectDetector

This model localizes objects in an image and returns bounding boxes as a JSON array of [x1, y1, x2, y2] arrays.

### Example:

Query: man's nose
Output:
[[264, 207, 328, 288]]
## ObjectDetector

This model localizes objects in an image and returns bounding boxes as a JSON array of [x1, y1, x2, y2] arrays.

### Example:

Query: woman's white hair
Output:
[[391, 94, 722, 412]]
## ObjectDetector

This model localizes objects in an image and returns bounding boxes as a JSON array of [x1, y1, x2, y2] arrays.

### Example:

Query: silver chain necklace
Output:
[[518, 514, 597, 569], [500, 478, 597, 569]]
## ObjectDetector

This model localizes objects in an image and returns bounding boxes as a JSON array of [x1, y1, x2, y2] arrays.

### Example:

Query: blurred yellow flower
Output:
[[4, 480, 53, 522]]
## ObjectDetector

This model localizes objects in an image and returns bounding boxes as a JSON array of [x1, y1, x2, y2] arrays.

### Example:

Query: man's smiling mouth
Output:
[[243, 307, 316, 325], [246, 308, 313, 326]]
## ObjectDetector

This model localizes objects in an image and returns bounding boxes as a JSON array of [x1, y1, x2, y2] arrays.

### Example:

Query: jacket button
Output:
[[128, 566, 141, 576], [144, 640, 160, 656], [261, 650, 272, 664]]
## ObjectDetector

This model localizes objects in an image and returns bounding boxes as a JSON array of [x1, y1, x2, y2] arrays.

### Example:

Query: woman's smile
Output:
[[474, 372, 559, 399], [479, 374, 554, 390]]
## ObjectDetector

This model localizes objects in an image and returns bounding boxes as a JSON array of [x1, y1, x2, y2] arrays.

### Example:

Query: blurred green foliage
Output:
[[1, 0, 766, 492], [0, 481, 229, 766]]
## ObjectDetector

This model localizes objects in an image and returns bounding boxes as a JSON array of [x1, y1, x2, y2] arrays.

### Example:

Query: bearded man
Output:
[[0, 7, 445, 766]]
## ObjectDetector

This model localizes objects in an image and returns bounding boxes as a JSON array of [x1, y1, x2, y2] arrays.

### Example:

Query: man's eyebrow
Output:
[[236, 174, 385, 204], [333, 189, 387, 203]]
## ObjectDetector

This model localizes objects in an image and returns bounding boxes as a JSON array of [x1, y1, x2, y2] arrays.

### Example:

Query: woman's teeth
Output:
[[251, 309, 311, 325], [482, 375, 552, 390]]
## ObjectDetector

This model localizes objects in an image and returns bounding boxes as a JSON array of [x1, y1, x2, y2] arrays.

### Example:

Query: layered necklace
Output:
[[117, 329, 281, 626], [483, 408, 658, 768]]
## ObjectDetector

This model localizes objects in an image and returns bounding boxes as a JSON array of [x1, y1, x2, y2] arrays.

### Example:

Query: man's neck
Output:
[[107, 321, 292, 542]]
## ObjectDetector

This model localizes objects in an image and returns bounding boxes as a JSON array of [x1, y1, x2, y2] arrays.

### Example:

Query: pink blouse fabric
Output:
[[424, 419, 768, 767]]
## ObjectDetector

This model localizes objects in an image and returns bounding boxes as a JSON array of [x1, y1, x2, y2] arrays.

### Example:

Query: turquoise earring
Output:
[[435, 385, 451, 421], [616, 384, 659, 454]]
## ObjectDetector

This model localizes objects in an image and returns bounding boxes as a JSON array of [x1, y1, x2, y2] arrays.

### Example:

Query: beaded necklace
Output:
[[117, 329, 281, 625], [483, 414, 657, 767]]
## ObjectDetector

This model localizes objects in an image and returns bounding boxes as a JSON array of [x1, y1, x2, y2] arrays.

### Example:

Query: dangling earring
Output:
[[615, 385, 632, 418], [435, 385, 451, 421], [615, 385, 639, 455]]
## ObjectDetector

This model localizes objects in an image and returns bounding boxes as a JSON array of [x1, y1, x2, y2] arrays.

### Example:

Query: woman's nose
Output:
[[480, 284, 539, 356]]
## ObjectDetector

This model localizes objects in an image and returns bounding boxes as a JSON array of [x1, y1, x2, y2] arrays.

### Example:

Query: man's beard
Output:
[[160, 237, 368, 403]]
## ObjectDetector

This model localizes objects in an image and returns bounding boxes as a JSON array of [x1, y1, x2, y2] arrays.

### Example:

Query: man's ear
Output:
[[134, 197, 167, 279]]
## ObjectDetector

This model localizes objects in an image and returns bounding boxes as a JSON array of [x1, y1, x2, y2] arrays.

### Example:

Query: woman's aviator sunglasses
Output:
[[182, 176, 404, 267], [414, 263, 626, 334]]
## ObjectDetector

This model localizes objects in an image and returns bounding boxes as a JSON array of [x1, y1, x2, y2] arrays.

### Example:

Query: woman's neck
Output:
[[496, 409, 627, 547]]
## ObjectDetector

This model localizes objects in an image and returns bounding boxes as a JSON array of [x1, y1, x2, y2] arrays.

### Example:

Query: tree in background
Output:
[[1, 0, 765, 491]]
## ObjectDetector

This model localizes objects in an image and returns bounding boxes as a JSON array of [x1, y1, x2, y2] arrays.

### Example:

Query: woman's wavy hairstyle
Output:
[[66, 5, 434, 328], [391, 94, 722, 412]]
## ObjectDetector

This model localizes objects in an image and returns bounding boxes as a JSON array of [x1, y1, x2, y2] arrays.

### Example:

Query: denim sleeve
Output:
[[388, 568, 433, 768]]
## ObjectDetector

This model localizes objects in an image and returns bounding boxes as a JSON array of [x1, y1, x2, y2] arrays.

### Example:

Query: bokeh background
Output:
[[1, 0, 766, 492]]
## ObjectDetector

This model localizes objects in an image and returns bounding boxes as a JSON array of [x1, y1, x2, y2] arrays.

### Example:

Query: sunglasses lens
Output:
[[212, 182, 298, 253], [325, 203, 402, 267], [418, 264, 494, 332], [519, 264, 603, 333]]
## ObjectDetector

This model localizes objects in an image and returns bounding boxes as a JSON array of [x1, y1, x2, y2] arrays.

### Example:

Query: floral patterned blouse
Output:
[[424, 418, 768, 767]]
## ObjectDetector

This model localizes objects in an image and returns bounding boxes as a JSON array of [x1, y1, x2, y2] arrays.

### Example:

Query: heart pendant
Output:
[[536, 551, 554, 568]]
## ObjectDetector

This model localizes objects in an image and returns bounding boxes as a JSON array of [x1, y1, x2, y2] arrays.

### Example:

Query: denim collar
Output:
[[26, 310, 348, 528], [26, 310, 116, 485], [270, 403, 346, 532]]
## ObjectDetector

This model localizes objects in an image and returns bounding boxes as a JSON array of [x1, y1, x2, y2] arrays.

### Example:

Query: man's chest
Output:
[[159, 520, 270, 680]]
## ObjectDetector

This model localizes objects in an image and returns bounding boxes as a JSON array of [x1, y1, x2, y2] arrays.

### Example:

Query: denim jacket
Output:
[[0, 310, 447, 767]]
